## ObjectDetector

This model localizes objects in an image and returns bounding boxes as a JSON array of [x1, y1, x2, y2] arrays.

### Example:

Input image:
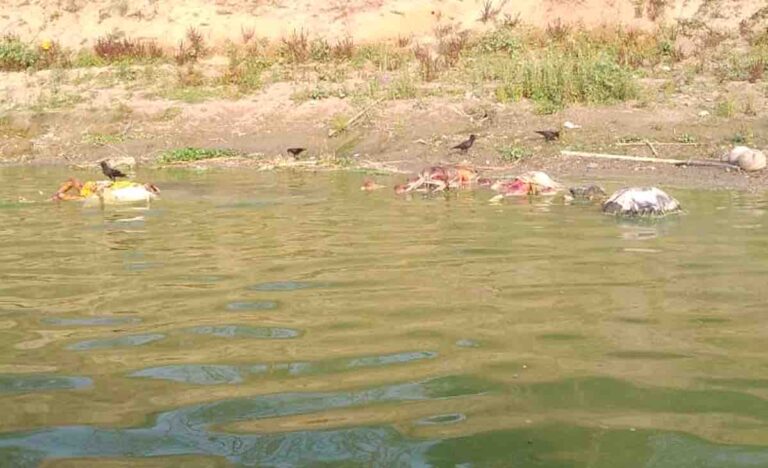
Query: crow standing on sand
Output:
[[100, 161, 127, 181], [286, 147, 306, 158], [535, 130, 560, 142], [452, 134, 477, 153]]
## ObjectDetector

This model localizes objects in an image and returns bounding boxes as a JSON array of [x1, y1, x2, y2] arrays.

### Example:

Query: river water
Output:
[[1, 166, 767, 467]]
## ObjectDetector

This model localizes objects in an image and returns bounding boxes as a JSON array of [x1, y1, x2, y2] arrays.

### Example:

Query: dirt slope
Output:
[[2, 0, 766, 49]]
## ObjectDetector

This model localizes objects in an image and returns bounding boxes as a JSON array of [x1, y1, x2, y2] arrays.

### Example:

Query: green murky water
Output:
[[1, 166, 768, 467]]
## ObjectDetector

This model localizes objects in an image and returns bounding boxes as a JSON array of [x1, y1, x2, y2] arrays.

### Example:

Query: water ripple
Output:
[[66, 334, 166, 351], [186, 325, 301, 339], [0, 375, 92, 394]]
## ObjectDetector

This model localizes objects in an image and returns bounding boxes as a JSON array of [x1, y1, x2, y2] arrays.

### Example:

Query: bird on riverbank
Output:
[[286, 147, 306, 158], [452, 134, 477, 153], [535, 130, 560, 142], [100, 161, 127, 181]]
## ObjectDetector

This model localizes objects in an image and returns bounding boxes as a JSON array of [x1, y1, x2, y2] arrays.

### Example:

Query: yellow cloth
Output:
[[79, 181, 99, 198], [79, 180, 137, 197], [111, 181, 137, 190]]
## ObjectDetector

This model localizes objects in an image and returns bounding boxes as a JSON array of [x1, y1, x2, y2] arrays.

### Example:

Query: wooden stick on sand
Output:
[[328, 98, 384, 137], [560, 150, 739, 169]]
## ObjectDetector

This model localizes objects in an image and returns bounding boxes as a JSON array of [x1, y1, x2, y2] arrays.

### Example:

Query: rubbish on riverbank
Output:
[[561, 150, 739, 170]]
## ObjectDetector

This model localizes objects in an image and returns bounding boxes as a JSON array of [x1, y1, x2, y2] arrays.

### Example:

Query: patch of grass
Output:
[[176, 64, 206, 87], [111, 102, 134, 121], [221, 48, 270, 92], [0, 115, 29, 138], [291, 83, 348, 102], [329, 113, 351, 135], [414, 44, 439, 81], [351, 44, 409, 71], [114, 61, 139, 82], [479, 0, 509, 23], [82, 132, 125, 145], [498, 145, 529, 162], [646, 0, 669, 22], [310, 39, 332, 62], [280, 29, 310, 63], [386, 73, 418, 99], [675, 133, 696, 143], [496, 50, 638, 112], [72, 50, 104, 67], [747, 56, 766, 82], [158, 147, 239, 163], [94, 34, 164, 63], [546, 19, 573, 42], [161, 87, 222, 103], [0, 34, 40, 71], [175, 27, 206, 65], [714, 98, 735, 118], [714, 49, 768, 82], [31, 91, 83, 111], [474, 28, 521, 54], [728, 130, 752, 145], [438, 32, 468, 68], [743, 97, 758, 116], [154, 106, 182, 121], [332, 37, 355, 60], [618, 135, 643, 143], [331, 136, 361, 165]]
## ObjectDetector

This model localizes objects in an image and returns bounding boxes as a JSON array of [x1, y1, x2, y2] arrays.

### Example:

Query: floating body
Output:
[[86, 181, 159, 206], [52, 178, 159, 206], [396, 165, 479, 194], [491, 171, 562, 197], [602, 187, 681, 216], [722, 146, 766, 172]]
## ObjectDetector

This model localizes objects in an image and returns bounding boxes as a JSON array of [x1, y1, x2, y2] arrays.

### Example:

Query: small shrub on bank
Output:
[[280, 29, 310, 63], [0, 35, 40, 71], [175, 28, 206, 65], [332, 37, 355, 60], [496, 50, 638, 112], [352, 44, 408, 71], [94, 34, 164, 62], [310, 38, 332, 62], [498, 145, 529, 162], [221, 47, 270, 92]]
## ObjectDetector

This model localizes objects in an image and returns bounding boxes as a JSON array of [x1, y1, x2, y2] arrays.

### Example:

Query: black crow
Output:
[[452, 134, 477, 152], [535, 130, 560, 142], [287, 147, 306, 158], [100, 161, 127, 181]]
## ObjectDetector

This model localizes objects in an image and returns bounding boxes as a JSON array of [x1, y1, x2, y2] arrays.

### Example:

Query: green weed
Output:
[[158, 147, 239, 163], [0, 35, 39, 71], [82, 132, 125, 145], [498, 145, 529, 162], [714, 98, 735, 118]]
